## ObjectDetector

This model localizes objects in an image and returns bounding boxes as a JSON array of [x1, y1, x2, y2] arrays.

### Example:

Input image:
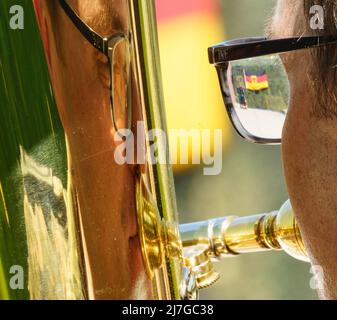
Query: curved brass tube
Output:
[[180, 200, 308, 260], [178, 200, 308, 290]]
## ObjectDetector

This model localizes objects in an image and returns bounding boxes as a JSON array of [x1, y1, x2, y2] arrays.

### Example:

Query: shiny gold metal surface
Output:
[[183, 245, 220, 289], [274, 200, 308, 261], [1, 0, 184, 300], [180, 200, 308, 261], [129, 0, 183, 299], [0, 0, 88, 300], [177, 200, 309, 290], [135, 174, 164, 279], [33, 0, 154, 299], [135, 196, 309, 293]]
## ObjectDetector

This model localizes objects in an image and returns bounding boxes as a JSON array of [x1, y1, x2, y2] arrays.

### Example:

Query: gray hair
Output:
[[304, 1, 337, 118]]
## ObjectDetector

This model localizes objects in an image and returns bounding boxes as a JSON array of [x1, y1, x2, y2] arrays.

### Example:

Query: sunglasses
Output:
[[208, 35, 337, 144], [58, 0, 132, 134]]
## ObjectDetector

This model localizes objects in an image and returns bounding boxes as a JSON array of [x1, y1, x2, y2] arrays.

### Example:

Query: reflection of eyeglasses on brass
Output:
[[58, 0, 132, 134], [208, 36, 337, 144]]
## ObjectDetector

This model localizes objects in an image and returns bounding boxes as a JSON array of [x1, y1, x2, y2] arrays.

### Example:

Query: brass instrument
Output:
[[0, 0, 310, 301], [178, 200, 308, 292], [140, 192, 309, 298]]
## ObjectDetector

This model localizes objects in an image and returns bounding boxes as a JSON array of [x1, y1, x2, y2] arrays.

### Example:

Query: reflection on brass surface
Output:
[[136, 173, 185, 297], [129, 0, 183, 299], [20, 145, 84, 299], [33, 0, 154, 299], [179, 267, 198, 300], [183, 246, 220, 289], [136, 174, 164, 279], [274, 200, 308, 261]]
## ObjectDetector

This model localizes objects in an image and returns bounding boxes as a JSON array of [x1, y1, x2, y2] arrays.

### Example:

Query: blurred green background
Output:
[[158, 0, 318, 299]]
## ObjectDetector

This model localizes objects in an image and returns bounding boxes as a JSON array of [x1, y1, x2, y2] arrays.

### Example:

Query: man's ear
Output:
[[33, 0, 53, 73]]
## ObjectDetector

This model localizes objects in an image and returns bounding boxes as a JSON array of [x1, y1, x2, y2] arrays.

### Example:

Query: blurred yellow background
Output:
[[156, 0, 231, 172]]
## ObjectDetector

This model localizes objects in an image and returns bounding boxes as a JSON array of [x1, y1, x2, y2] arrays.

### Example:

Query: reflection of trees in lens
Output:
[[231, 55, 290, 112]]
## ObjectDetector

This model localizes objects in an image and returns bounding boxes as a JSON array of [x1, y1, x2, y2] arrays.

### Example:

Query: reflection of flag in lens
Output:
[[244, 71, 269, 91]]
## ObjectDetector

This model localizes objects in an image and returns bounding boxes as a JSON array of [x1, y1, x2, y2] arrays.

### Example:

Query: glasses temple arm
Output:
[[58, 0, 108, 55]]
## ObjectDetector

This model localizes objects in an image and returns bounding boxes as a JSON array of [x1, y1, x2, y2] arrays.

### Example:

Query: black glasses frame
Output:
[[208, 36, 337, 144], [58, 0, 132, 134]]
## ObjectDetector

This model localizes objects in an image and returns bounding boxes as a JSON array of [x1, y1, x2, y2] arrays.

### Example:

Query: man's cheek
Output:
[[282, 101, 337, 223], [282, 108, 307, 198], [281, 98, 324, 218]]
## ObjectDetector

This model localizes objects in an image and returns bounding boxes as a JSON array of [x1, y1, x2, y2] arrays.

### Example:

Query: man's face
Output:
[[37, 0, 152, 299], [272, 0, 337, 298]]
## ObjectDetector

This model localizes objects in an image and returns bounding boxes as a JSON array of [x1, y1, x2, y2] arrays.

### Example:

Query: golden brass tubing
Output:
[[130, 0, 183, 299], [179, 200, 309, 262]]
